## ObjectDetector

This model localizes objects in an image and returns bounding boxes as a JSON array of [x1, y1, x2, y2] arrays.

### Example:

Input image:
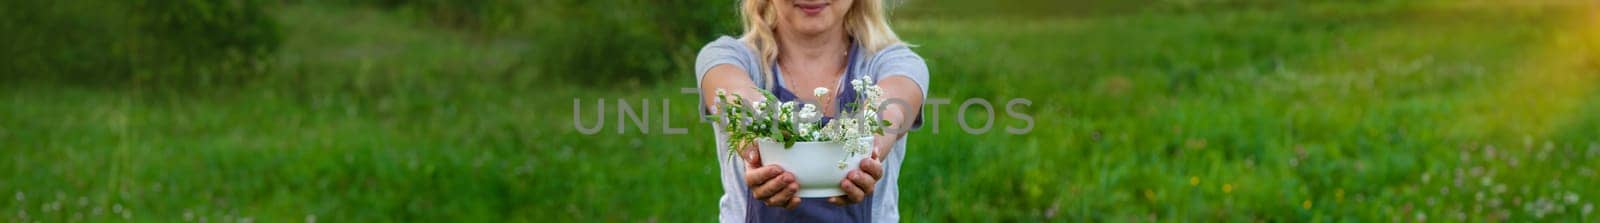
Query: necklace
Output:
[[773, 41, 855, 116], [779, 62, 845, 115]]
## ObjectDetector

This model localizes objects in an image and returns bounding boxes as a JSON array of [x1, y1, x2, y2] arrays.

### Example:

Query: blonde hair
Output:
[[738, 0, 904, 88]]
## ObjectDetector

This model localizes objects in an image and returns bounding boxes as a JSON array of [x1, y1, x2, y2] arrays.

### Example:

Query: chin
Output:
[[790, 22, 837, 34]]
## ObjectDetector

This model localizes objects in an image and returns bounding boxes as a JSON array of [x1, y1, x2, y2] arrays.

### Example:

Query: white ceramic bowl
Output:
[[757, 137, 872, 197]]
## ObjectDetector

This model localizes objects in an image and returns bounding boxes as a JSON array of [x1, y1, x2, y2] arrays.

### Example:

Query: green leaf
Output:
[[756, 87, 780, 103]]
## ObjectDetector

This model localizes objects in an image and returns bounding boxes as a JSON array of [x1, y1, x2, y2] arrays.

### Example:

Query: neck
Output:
[[775, 26, 850, 77]]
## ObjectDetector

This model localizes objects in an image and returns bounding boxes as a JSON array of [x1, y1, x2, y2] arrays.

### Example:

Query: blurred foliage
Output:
[[0, 0, 279, 86], [331, 0, 527, 34], [322, 0, 741, 86], [528, 0, 741, 86]]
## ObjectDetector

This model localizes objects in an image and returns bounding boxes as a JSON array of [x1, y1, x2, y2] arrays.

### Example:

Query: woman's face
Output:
[[775, 0, 853, 36]]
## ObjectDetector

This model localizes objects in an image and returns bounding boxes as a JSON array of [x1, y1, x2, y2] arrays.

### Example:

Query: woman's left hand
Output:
[[830, 149, 884, 206]]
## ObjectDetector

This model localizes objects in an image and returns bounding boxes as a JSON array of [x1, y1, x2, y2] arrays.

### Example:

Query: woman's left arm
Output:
[[871, 76, 925, 157], [831, 75, 924, 206]]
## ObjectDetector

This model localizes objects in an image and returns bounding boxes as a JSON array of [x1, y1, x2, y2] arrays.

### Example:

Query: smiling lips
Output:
[[795, 2, 829, 15]]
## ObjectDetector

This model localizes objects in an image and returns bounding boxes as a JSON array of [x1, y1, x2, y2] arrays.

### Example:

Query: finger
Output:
[[839, 177, 866, 204], [767, 181, 798, 208], [752, 174, 792, 200], [847, 170, 877, 196], [786, 195, 801, 210], [763, 194, 785, 207], [860, 158, 884, 180], [872, 137, 893, 159], [744, 165, 783, 187], [744, 146, 763, 168], [828, 196, 845, 206]]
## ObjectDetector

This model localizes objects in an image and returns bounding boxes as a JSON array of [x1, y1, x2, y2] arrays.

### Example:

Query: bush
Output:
[[530, 0, 741, 86], [0, 1, 132, 83], [335, 0, 526, 34], [0, 0, 281, 86], [128, 0, 282, 85]]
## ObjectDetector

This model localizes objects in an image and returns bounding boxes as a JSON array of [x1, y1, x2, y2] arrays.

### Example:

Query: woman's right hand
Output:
[[743, 147, 800, 209]]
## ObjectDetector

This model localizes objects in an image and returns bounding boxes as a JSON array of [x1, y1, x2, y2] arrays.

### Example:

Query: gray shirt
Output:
[[695, 36, 929, 222]]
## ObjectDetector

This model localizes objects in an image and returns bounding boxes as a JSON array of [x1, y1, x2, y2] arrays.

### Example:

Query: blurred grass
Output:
[[3, 0, 1600, 222]]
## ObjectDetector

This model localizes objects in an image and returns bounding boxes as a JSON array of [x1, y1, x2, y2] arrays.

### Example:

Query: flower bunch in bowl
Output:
[[712, 76, 892, 197]]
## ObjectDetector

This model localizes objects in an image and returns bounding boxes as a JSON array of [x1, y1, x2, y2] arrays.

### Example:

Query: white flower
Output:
[[851, 79, 864, 87], [866, 87, 884, 102], [752, 100, 767, 116], [839, 118, 860, 136], [715, 88, 728, 96], [813, 87, 829, 97], [798, 104, 820, 122], [797, 123, 814, 136], [778, 102, 798, 122]]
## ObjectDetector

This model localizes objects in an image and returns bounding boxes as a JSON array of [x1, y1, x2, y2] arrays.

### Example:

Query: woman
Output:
[[696, 0, 928, 221]]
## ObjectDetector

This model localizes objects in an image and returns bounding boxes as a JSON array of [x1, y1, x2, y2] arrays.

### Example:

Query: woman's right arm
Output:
[[701, 65, 802, 209]]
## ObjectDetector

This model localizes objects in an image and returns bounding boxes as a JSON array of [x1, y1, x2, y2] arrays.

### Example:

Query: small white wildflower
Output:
[[715, 88, 728, 96], [781, 103, 799, 122], [837, 160, 848, 169], [752, 100, 768, 116], [841, 119, 861, 136], [851, 79, 864, 87], [797, 123, 814, 136], [1583, 203, 1593, 216], [846, 138, 873, 154], [813, 87, 829, 97], [14, 191, 21, 201], [1566, 191, 1580, 204], [799, 104, 819, 121], [871, 89, 885, 103]]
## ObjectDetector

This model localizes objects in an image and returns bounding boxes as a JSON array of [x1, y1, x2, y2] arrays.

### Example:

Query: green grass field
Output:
[[4, 0, 1600, 221]]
